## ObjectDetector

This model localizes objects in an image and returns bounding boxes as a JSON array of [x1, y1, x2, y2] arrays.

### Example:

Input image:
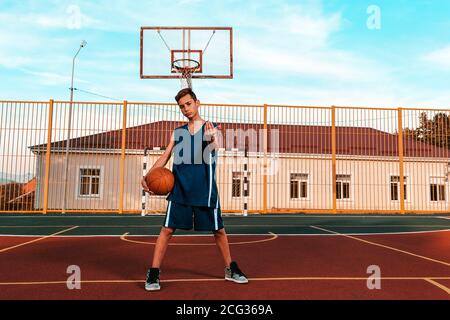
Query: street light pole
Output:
[[62, 40, 87, 214]]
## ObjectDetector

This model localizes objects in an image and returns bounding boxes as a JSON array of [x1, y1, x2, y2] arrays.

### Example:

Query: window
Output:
[[336, 174, 350, 199], [232, 172, 250, 198], [290, 173, 308, 199], [430, 177, 446, 202], [79, 168, 101, 198], [390, 176, 407, 201], [232, 172, 241, 197], [430, 184, 445, 201]]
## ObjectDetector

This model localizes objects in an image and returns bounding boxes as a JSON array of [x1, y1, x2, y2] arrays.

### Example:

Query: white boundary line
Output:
[[424, 278, 450, 295], [1, 276, 450, 287], [311, 226, 450, 267], [0, 226, 79, 253], [0, 228, 449, 238]]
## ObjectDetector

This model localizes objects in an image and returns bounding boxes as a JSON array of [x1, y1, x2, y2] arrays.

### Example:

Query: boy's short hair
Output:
[[175, 88, 197, 103]]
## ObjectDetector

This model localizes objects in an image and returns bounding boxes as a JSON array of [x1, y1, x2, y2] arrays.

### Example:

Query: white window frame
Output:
[[389, 174, 410, 203], [336, 174, 352, 202], [75, 165, 104, 200], [429, 176, 447, 203], [288, 171, 311, 201]]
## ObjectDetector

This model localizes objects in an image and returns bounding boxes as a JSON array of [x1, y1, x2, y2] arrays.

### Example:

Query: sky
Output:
[[0, 0, 450, 108]]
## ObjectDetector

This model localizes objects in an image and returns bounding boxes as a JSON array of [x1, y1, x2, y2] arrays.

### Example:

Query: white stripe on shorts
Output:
[[208, 153, 212, 207], [164, 201, 172, 227], [214, 198, 219, 230]]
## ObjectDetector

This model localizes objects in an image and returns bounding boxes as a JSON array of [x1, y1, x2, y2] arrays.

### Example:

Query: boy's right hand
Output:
[[141, 177, 155, 195]]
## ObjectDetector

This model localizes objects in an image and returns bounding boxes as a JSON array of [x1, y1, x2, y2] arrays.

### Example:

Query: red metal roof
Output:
[[30, 121, 450, 158]]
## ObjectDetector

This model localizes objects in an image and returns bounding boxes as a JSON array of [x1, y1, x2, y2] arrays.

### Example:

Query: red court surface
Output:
[[1, 230, 449, 300]]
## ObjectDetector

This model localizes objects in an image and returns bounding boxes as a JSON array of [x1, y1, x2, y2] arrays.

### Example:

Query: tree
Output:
[[403, 112, 450, 149]]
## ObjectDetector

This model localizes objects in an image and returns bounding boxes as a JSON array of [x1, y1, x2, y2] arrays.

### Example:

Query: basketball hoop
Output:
[[172, 58, 200, 89], [140, 26, 233, 81]]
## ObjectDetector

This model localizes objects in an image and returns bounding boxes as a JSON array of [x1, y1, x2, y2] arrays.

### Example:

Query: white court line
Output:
[[1, 276, 450, 287], [424, 278, 450, 295], [311, 226, 450, 267], [0, 228, 449, 238], [120, 232, 278, 245], [0, 226, 79, 253], [0, 233, 284, 238]]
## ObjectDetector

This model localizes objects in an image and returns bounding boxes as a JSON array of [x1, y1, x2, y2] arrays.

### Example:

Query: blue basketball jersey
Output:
[[166, 122, 219, 208]]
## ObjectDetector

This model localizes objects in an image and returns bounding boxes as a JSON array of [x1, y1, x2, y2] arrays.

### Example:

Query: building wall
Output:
[[266, 156, 449, 212], [37, 152, 450, 213], [37, 153, 145, 211], [267, 156, 333, 210], [403, 161, 449, 212]]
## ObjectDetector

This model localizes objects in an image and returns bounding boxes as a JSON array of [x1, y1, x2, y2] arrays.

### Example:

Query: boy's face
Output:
[[178, 94, 200, 120]]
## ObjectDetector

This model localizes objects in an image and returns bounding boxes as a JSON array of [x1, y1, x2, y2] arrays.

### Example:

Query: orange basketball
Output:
[[145, 167, 174, 195]]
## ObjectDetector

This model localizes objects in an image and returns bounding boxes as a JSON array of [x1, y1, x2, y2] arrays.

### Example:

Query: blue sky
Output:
[[0, 0, 449, 107]]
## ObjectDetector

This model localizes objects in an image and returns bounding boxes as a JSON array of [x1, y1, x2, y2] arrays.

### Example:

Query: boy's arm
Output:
[[149, 138, 175, 170], [141, 133, 175, 194]]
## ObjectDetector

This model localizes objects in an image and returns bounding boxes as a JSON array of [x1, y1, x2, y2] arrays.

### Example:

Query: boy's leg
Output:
[[193, 203, 229, 265], [214, 228, 249, 284], [146, 201, 193, 291], [152, 226, 175, 268], [152, 201, 192, 268], [213, 228, 232, 267], [193, 206, 249, 284], [145, 227, 174, 291]]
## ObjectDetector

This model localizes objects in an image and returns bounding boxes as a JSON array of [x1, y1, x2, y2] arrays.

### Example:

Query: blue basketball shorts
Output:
[[162, 200, 224, 232]]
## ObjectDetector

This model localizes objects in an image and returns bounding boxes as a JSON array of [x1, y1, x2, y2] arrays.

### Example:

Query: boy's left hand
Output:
[[204, 121, 221, 143]]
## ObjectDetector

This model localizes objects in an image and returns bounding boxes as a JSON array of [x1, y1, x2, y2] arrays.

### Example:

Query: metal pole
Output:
[[62, 41, 86, 214]]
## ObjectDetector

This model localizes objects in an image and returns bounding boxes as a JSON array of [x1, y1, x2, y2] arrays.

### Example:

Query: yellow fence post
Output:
[[263, 104, 268, 214], [398, 107, 406, 214], [119, 100, 127, 214], [42, 99, 54, 214], [331, 106, 337, 214]]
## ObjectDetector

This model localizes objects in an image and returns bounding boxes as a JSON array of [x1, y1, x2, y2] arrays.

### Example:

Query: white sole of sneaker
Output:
[[145, 286, 161, 291], [225, 277, 249, 284]]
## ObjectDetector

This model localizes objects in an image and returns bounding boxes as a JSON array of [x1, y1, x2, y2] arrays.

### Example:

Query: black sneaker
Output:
[[225, 261, 249, 284], [145, 268, 161, 291]]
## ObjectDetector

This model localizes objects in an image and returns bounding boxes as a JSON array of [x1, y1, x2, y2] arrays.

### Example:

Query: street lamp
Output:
[[62, 40, 87, 214]]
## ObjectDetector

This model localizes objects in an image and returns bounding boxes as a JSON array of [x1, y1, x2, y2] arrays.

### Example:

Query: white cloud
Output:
[[21, 70, 70, 86], [0, 54, 33, 69], [423, 45, 450, 70], [280, 5, 341, 48], [177, 0, 204, 4], [0, 18, 73, 69], [34, 14, 101, 30], [20, 69, 91, 87], [0, 10, 102, 30], [236, 38, 388, 82], [225, 2, 388, 83]]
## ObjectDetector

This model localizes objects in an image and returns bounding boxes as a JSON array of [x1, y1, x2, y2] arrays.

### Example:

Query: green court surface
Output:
[[0, 214, 449, 236]]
